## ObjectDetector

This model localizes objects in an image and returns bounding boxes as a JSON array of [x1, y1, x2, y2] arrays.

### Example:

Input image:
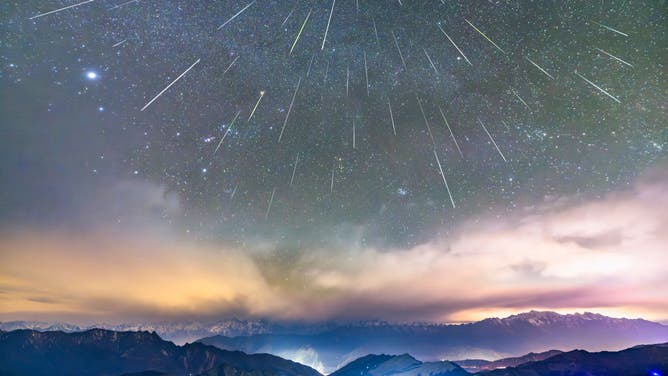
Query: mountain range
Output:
[[0, 328, 666, 376], [196, 311, 668, 372], [3, 311, 668, 373], [0, 329, 321, 376]]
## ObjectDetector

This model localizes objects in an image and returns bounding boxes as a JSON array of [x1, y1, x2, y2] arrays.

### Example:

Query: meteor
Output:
[[141, 58, 201, 112], [218, 1, 256, 30], [372, 17, 380, 44], [575, 72, 621, 103], [230, 184, 239, 201], [511, 88, 532, 112], [265, 188, 276, 220], [109, 0, 138, 11], [592, 21, 628, 37], [29, 0, 95, 20], [423, 48, 439, 75], [290, 8, 312, 55], [433, 149, 456, 209], [214, 110, 241, 155], [321, 0, 336, 50], [278, 77, 302, 142], [437, 105, 463, 158], [478, 118, 507, 162], [346, 64, 350, 96], [388, 99, 397, 136], [464, 18, 505, 54], [392, 31, 407, 69], [247, 91, 266, 122], [289, 154, 299, 186], [364, 50, 370, 96], [416, 96, 436, 147], [525, 56, 555, 79], [437, 24, 472, 66], [281, 8, 294, 27], [595, 47, 633, 67], [223, 56, 240, 76], [306, 54, 316, 77], [352, 119, 356, 149]]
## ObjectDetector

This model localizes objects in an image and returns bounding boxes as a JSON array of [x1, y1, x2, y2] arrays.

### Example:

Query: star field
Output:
[[1, 0, 666, 250]]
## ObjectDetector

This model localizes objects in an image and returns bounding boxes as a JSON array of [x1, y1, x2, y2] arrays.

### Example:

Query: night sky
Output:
[[0, 1, 667, 324]]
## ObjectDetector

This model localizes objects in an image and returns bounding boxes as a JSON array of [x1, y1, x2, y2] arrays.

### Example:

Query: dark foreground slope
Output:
[[0, 329, 322, 376], [330, 354, 468, 376], [454, 350, 563, 372], [478, 342, 668, 376]]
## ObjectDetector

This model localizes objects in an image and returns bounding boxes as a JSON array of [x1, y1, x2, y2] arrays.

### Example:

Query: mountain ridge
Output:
[[0, 328, 322, 376], [196, 311, 668, 372], [2, 310, 663, 344]]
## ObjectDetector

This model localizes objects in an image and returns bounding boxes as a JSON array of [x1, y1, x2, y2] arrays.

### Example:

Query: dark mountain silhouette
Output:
[[477, 342, 668, 376], [196, 311, 668, 372], [330, 354, 468, 376], [454, 350, 563, 372], [0, 329, 322, 376]]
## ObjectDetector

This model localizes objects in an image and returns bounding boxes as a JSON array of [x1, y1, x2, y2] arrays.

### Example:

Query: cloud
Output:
[[1, 167, 668, 323]]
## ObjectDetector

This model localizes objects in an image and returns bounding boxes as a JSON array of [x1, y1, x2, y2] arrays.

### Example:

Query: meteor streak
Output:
[[372, 17, 380, 44], [265, 188, 276, 220], [109, 0, 138, 11], [213, 110, 241, 155], [525, 56, 555, 79], [464, 18, 505, 54], [322, 0, 336, 50], [364, 51, 370, 96], [247, 91, 265, 122], [423, 48, 439, 75], [278, 77, 302, 142], [416, 96, 435, 147], [478, 118, 507, 162], [392, 31, 407, 69], [595, 47, 633, 67], [290, 154, 299, 186], [281, 8, 294, 27], [141, 58, 201, 112], [433, 149, 456, 209], [230, 184, 239, 201], [437, 105, 463, 158], [592, 21, 628, 37], [218, 1, 256, 30], [388, 99, 397, 136], [306, 54, 316, 77], [29, 0, 95, 20], [290, 8, 312, 55], [223, 56, 240, 76], [511, 88, 532, 112], [575, 72, 621, 103], [438, 25, 472, 66], [352, 119, 356, 149]]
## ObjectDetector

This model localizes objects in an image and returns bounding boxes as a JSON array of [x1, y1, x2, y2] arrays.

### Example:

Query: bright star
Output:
[[85, 71, 98, 80]]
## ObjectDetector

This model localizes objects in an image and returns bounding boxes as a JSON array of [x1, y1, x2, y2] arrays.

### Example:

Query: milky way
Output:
[[1, 1, 666, 249]]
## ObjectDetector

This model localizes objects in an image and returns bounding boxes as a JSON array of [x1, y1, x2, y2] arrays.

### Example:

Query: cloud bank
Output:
[[1, 167, 668, 323]]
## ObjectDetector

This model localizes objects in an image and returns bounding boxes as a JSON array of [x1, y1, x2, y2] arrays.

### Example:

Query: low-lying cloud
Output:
[[1, 167, 667, 323]]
